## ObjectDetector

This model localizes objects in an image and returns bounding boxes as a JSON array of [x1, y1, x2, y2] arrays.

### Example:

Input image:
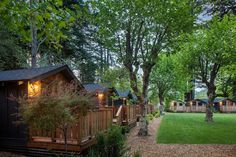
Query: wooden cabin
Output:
[[214, 98, 236, 113], [83, 83, 118, 108], [169, 100, 185, 112], [114, 90, 136, 105], [170, 98, 236, 113], [0, 65, 113, 154], [112, 90, 140, 126], [185, 99, 207, 112]]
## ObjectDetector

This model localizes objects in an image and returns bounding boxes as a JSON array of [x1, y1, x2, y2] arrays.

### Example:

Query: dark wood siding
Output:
[[0, 81, 27, 146]]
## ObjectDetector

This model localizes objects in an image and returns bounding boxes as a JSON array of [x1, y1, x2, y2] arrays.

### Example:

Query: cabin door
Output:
[[0, 83, 27, 146]]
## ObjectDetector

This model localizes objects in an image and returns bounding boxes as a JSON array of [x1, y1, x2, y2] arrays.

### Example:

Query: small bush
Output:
[[154, 110, 160, 118], [121, 126, 130, 134], [87, 125, 128, 157], [133, 150, 142, 157], [146, 114, 154, 122]]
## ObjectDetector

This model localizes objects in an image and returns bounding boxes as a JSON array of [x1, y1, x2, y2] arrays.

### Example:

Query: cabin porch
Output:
[[27, 108, 113, 152]]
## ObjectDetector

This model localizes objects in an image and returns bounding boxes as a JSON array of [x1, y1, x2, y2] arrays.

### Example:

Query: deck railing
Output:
[[220, 105, 236, 112], [29, 108, 113, 146]]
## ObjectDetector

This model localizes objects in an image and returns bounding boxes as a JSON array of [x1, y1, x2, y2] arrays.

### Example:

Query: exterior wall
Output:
[[0, 81, 28, 147], [170, 99, 236, 113], [41, 72, 72, 93], [170, 100, 206, 112], [220, 100, 236, 112]]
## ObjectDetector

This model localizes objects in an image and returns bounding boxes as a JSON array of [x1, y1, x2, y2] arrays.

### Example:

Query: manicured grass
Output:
[[157, 113, 236, 144]]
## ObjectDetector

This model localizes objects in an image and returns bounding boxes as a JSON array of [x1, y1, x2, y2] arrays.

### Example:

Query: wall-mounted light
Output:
[[28, 81, 41, 97], [219, 101, 223, 106], [18, 81, 24, 85], [98, 93, 104, 99]]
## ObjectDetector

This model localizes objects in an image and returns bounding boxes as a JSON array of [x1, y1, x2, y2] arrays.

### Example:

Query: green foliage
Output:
[[177, 15, 236, 106], [2, 0, 77, 48], [149, 54, 190, 104], [132, 150, 142, 157], [153, 110, 160, 118], [18, 81, 94, 131], [178, 16, 236, 80], [88, 125, 128, 157], [89, 0, 199, 101], [0, 23, 28, 70], [146, 114, 154, 123], [101, 67, 131, 90]]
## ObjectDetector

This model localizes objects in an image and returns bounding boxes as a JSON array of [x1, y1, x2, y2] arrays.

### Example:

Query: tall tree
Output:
[[150, 55, 190, 114], [101, 67, 132, 90], [178, 16, 236, 122], [0, 23, 27, 70], [205, 0, 236, 18], [90, 0, 199, 135], [2, 0, 76, 68]]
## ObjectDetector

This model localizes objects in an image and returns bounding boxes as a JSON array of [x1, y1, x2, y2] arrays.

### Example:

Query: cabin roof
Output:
[[117, 90, 131, 98], [0, 65, 78, 83], [132, 93, 138, 101], [191, 98, 234, 104], [83, 83, 108, 93]]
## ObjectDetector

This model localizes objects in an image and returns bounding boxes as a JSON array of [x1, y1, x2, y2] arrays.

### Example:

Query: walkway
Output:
[[127, 117, 236, 157]]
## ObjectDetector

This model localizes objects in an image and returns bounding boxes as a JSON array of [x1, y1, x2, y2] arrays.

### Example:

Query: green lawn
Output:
[[157, 113, 236, 144]]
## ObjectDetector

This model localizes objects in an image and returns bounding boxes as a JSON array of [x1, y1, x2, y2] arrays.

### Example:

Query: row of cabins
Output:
[[170, 98, 236, 113], [0, 65, 154, 154]]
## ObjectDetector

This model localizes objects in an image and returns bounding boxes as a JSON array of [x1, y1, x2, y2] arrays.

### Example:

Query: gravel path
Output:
[[127, 117, 236, 157]]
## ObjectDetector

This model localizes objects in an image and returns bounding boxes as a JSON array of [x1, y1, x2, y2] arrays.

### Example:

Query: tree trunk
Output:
[[137, 64, 154, 136], [30, 0, 38, 68], [63, 126, 68, 155], [159, 94, 164, 115], [205, 85, 216, 123]]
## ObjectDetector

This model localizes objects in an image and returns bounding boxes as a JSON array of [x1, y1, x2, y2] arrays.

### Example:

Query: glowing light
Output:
[[28, 81, 41, 97], [219, 101, 223, 106], [18, 81, 24, 85], [190, 101, 193, 106], [98, 93, 104, 99]]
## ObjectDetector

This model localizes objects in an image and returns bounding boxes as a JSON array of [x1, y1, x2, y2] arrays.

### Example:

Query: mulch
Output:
[[127, 117, 236, 157]]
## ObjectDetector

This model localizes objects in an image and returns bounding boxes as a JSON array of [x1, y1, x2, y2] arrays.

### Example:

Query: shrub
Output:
[[146, 114, 154, 122], [17, 81, 94, 152], [133, 150, 142, 157], [154, 110, 160, 118], [88, 125, 128, 157]]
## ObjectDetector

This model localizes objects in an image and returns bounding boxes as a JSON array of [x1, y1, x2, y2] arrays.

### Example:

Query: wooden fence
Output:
[[28, 108, 113, 151], [112, 105, 140, 125]]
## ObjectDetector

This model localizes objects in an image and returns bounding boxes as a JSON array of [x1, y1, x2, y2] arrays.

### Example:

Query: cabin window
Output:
[[223, 101, 226, 106], [28, 81, 41, 97], [179, 103, 183, 106], [97, 93, 104, 106]]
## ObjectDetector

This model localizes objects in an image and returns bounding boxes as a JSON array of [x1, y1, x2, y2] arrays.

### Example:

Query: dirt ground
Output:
[[127, 117, 236, 157]]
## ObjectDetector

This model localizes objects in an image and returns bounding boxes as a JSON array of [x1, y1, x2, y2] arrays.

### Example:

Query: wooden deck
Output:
[[28, 108, 113, 152], [26, 105, 143, 152]]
